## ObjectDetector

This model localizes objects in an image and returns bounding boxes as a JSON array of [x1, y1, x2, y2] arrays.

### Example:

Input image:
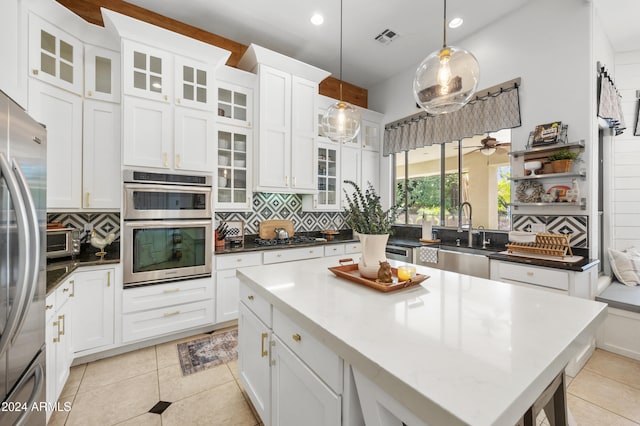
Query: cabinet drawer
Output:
[[122, 299, 214, 342], [263, 246, 323, 264], [324, 244, 345, 257], [55, 278, 75, 309], [344, 242, 361, 254], [239, 282, 271, 327], [497, 262, 569, 291], [216, 252, 262, 271], [273, 307, 343, 393], [122, 277, 214, 313]]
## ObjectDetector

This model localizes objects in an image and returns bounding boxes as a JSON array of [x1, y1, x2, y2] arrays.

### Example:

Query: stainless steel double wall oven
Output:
[[123, 170, 212, 287]]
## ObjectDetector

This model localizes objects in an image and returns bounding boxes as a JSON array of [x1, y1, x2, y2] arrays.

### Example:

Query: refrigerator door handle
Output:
[[0, 153, 32, 358], [11, 160, 40, 345], [4, 361, 44, 426]]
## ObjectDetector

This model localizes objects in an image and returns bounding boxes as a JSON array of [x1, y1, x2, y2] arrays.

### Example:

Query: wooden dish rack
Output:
[[505, 233, 573, 258]]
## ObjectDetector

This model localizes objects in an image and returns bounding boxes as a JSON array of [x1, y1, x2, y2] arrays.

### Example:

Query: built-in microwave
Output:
[[123, 170, 212, 220], [46, 228, 80, 259]]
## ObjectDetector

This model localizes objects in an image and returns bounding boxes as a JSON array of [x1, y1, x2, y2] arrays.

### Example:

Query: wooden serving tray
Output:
[[328, 260, 428, 293]]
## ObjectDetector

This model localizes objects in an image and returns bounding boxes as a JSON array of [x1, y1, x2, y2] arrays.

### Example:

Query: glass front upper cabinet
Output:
[[316, 143, 339, 210], [84, 45, 120, 103], [175, 58, 211, 110], [217, 83, 252, 127], [29, 13, 83, 95], [216, 125, 252, 210], [122, 40, 171, 102]]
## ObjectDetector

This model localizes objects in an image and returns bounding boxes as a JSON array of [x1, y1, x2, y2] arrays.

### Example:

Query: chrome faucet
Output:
[[478, 225, 491, 249], [458, 202, 473, 247]]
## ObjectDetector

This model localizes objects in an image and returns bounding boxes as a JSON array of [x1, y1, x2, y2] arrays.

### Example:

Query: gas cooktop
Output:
[[254, 235, 321, 246]]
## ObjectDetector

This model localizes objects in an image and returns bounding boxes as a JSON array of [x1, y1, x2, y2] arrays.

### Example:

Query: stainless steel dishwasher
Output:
[[414, 245, 490, 279]]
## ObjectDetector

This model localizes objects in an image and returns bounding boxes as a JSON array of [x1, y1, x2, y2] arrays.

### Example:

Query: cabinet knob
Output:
[[248, 295, 254, 300], [236, 258, 243, 262], [87, 90, 93, 97], [164, 95, 168, 101], [45, 304, 53, 310], [292, 333, 302, 342], [176, 98, 181, 104], [277, 254, 282, 257], [32, 69, 39, 75]]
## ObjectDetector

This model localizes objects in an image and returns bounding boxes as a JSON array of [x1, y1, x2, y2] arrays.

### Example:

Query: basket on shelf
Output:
[[505, 233, 573, 258]]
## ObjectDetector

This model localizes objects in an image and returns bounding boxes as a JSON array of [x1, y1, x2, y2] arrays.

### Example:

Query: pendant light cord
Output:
[[339, 0, 344, 101], [442, 0, 447, 48]]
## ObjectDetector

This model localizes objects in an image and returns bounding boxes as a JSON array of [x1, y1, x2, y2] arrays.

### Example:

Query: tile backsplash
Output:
[[47, 212, 121, 241], [512, 214, 588, 248], [215, 193, 346, 235]]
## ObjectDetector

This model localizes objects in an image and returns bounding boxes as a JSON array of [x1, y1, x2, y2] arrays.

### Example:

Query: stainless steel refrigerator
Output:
[[0, 91, 46, 426]]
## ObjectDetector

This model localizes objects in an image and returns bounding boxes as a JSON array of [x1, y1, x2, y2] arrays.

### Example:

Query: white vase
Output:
[[357, 233, 389, 279]]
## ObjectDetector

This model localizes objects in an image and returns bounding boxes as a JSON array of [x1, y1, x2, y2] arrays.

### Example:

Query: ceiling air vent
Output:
[[374, 29, 398, 45]]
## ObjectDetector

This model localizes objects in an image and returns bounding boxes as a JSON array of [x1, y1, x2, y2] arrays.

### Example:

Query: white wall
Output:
[[611, 50, 640, 251]]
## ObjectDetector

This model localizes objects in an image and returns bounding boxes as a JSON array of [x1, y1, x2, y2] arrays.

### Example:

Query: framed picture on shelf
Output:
[[532, 121, 562, 146]]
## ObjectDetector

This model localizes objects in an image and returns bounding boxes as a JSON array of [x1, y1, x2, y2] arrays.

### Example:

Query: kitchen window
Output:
[[394, 130, 511, 230]]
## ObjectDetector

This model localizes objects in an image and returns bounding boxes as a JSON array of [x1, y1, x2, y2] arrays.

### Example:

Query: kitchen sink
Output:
[[415, 244, 494, 279]]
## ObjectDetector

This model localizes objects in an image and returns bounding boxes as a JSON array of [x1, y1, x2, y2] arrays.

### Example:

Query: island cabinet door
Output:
[[271, 335, 341, 426], [238, 302, 271, 426]]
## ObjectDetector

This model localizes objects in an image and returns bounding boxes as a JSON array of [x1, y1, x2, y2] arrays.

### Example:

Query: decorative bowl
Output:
[[524, 161, 542, 174]]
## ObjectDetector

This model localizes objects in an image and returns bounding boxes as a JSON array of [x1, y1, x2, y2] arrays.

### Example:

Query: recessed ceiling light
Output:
[[448, 17, 463, 28], [310, 13, 324, 26]]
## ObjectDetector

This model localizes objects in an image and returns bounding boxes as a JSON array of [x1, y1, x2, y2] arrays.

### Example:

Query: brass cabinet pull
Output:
[[247, 295, 254, 301], [52, 320, 60, 343], [285, 176, 288, 186], [85, 192, 90, 207], [236, 258, 243, 262], [526, 271, 534, 276], [163, 310, 180, 317], [45, 305, 53, 310], [107, 271, 111, 287], [176, 154, 181, 168], [292, 333, 302, 342], [163, 152, 168, 167], [261, 332, 268, 357], [293, 177, 296, 187], [163, 288, 180, 294], [58, 315, 65, 336], [69, 280, 75, 297]]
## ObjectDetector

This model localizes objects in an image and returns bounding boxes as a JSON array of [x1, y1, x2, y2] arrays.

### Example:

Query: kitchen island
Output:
[[237, 256, 607, 426]]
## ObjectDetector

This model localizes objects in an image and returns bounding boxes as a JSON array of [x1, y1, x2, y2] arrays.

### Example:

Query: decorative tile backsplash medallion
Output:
[[512, 215, 588, 248], [47, 213, 121, 241], [215, 192, 346, 234]]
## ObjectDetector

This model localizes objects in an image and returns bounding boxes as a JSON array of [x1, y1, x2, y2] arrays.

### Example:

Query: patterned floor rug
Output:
[[177, 329, 238, 376]]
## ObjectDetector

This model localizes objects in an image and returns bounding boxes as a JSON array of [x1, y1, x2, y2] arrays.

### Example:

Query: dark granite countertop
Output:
[[488, 251, 600, 272], [46, 243, 120, 295], [214, 231, 357, 255]]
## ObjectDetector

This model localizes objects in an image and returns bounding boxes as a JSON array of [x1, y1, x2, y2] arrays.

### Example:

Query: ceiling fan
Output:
[[463, 135, 511, 156]]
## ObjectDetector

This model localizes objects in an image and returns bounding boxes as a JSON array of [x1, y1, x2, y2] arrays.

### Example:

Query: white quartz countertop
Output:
[[237, 256, 607, 425]]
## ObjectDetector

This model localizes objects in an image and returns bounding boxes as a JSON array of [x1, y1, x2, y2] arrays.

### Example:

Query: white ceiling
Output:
[[125, 0, 640, 89]]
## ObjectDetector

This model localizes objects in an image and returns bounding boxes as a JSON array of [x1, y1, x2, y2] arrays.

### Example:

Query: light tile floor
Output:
[[49, 331, 640, 426]]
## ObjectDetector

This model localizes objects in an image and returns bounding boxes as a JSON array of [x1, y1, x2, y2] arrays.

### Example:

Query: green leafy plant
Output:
[[547, 149, 580, 161], [343, 180, 400, 234]]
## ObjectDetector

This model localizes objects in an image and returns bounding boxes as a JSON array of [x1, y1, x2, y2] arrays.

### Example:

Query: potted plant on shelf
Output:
[[547, 149, 580, 173], [343, 180, 400, 279]]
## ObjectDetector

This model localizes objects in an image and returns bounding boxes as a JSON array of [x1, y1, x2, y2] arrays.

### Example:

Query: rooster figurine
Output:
[[90, 229, 116, 257]]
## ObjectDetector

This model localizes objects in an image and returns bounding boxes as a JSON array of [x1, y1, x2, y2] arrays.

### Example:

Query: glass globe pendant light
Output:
[[321, 0, 360, 143], [413, 0, 480, 115]]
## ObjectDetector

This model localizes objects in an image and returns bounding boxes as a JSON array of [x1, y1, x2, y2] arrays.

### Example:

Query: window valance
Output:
[[383, 79, 522, 156]]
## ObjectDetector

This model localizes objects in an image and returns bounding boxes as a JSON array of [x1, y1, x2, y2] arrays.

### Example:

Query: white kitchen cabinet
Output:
[[28, 13, 83, 95], [122, 40, 172, 102], [72, 268, 115, 354], [45, 278, 74, 421], [254, 65, 317, 193], [174, 56, 212, 110], [84, 44, 120, 103], [263, 246, 323, 264], [123, 96, 172, 169], [302, 142, 340, 211], [361, 119, 381, 152], [122, 40, 216, 172], [239, 301, 272, 426], [216, 124, 252, 210], [341, 145, 361, 208], [324, 244, 345, 257], [121, 277, 214, 343], [361, 149, 380, 193], [174, 106, 215, 171], [271, 335, 342, 426], [28, 79, 82, 209], [217, 80, 252, 127], [83, 100, 121, 209], [215, 252, 262, 323]]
